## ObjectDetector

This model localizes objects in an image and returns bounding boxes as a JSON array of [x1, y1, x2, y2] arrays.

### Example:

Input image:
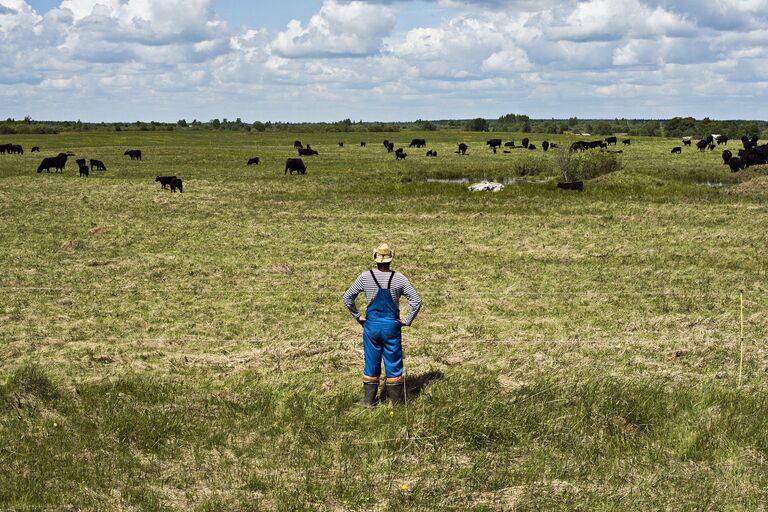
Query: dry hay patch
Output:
[[728, 175, 768, 198]]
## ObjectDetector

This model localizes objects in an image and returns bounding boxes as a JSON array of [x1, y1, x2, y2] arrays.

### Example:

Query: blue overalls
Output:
[[363, 270, 403, 381]]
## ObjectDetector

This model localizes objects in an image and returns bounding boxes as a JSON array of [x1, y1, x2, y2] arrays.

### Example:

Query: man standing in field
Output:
[[343, 243, 422, 407]]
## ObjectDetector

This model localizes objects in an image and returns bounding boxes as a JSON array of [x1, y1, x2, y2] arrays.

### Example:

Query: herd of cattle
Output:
[[2, 133, 766, 189], [670, 135, 768, 172]]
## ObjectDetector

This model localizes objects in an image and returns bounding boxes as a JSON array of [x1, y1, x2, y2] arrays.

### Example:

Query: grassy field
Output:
[[1, 130, 767, 510]]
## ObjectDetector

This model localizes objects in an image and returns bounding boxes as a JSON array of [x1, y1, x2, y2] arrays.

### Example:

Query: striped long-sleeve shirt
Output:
[[343, 269, 422, 326]]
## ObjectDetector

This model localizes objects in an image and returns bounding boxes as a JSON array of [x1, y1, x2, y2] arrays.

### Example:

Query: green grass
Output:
[[1, 130, 767, 510]]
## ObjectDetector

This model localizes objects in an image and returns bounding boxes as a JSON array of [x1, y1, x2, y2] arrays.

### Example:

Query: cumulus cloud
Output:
[[272, 0, 395, 58], [1, 0, 768, 121]]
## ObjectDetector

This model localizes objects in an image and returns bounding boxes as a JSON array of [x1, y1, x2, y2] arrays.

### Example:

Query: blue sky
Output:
[[3, 0, 768, 122]]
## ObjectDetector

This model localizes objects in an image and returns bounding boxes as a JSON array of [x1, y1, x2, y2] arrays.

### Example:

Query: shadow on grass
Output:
[[405, 370, 444, 401]]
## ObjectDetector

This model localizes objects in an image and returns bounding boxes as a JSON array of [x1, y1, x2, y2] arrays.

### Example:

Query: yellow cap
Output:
[[373, 243, 394, 263]]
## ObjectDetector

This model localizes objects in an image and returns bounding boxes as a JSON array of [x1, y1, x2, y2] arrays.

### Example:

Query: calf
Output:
[[671, 147, 682, 154], [31, 146, 40, 152], [622, 139, 631, 146], [247, 157, 260, 166], [426, 150, 437, 157], [170, 178, 183, 193], [155, 175, 177, 189], [76, 158, 86, 167], [728, 157, 741, 172], [542, 141, 550, 152], [339, 142, 344, 147], [361, 141, 366, 147], [528, 144, 537, 150], [298, 148, 319, 156], [708, 144, 716, 151], [682, 139, 692, 147], [504, 141, 515, 147], [557, 181, 584, 192], [456, 143, 468, 155], [79, 165, 89, 177], [395, 148, 407, 160], [90, 159, 107, 171]]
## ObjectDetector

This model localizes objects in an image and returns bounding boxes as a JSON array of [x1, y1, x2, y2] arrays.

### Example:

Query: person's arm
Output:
[[342, 273, 366, 323], [400, 275, 421, 326]]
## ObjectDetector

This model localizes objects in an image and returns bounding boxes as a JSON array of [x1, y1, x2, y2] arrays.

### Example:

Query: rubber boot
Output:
[[357, 381, 379, 408], [384, 380, 406, 406]]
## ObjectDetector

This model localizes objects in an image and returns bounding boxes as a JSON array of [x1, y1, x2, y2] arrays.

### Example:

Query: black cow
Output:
[[728, 157, 741, 172], [361, 141, 366, 147], [605, 136, 617, 145], [528, 144, 537, 150], [588, 141, 605, 149], [409, 138, 427, 148], [557, 181, 584, 192], [504, 141, 515, 147], [247, 157, 260, 165], [0, 144, 7, 154], [31, 146, 40, 152], [426, 150, 437, 157], [486, 139, 502, 150], [294, 140, 303, 149], [721, 150, 732, 165], [386, 142, 394, 153], [170, 178, 183, 193], [542, 141, 550, 152], [522, 138, 530, 149], [705, 134, 714, 145], [298, 148, 319, 156], [8, 144, 23, 155], [456, 143, 468, 155], [671, 147, 682, 154], [79, 165, 89, 177], [90, 159, 107, 171], [708, 144, 716, 151], [383, 140, 389, 149], [156, 176, 177, 189], [622, 139, 631, 146], [124, 150, 142, 160], [339, 142, 344, 147], [37, 153, 68, 173], [76, 158, 86, 167], [285, 158, 306, 175], [395, 151, 407, 161], [716, 135, 728, 145], [696, 140, 708, 151], [682, 139, 692, 147], [570, 141, 589, 152]]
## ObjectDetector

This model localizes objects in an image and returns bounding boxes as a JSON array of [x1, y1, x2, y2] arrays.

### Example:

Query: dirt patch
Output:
[[89, 226, 108, 235], [267, 264, 293, 275]]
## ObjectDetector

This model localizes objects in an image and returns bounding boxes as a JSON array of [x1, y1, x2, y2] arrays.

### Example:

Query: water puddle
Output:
[[695, 181, 732, 189], [424, 177, 550, 185]]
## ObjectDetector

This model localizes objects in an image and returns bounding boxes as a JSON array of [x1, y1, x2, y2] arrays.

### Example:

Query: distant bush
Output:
[[367, 124, 400, 132]]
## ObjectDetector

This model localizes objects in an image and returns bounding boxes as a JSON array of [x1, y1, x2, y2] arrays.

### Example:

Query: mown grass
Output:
[[1, 130, 767, 510]]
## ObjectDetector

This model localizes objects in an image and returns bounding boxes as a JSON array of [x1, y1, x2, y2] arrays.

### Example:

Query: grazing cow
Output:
[[696, 140, 708, 151], [396, 151, 407, 161], [738, 144, 768, 168], [705, 134, 714, 145], [155, 176, 177, 189], [456, 143, 468, 155], [294, 140, 303, 149], [409, 138, 427, 148], [8, 144, 23, 155], [31, 146, 40, 152], [708, 144, 716, 151], [339, 142, 344, 147], [486, 139, 502, 150], [247, 157, 260, 166], [557, 181, 584, 192], [588, 140, 605, 149], [124, 150, 142, 160], [361, 141, 366, 147], [522, 138, 530, 149], [0, 144, 6, 154], [622, 139, 631, 146], [716, 135, 728, 145], [36, 153, 68, 173], [504, 141, 515, 147], [386, 142, 394, 153], [528, 144, 537, 150], [426, 150, 437, 157], [298, 148, 319, 156], [671, 147, 682, 154], [570, 141, 588, 152], [722, 150, 732, 165], [383, 140, 389, 149], [542, 141, 550, 152], [79, 165, 89, 177], [285, 158, 307, 175], [728, 157, 741, 172], [170, 178, 183, 193], [683, 139, 692, 147], [76, 158, 86, 167], [90, 159, 107, 171], [605, 136, 617, 145]]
